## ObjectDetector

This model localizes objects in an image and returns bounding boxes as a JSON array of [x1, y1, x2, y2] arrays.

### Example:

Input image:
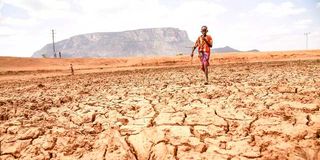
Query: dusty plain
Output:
[[0, 50, 320, 159]]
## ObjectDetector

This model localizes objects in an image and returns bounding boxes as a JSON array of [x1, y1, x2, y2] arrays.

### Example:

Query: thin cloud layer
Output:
[[0, 0, 319, 57], [254, 1, 306, 17]]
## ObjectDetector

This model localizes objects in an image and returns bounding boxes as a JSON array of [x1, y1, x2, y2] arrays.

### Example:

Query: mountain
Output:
[[212, 46, 260, 53], [246, 49, 260, 52], [32, 28, 194, 58], [212, 46, 240, 53]]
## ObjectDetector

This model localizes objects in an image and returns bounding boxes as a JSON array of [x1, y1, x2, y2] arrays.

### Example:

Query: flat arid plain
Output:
[[0, 50, 320, 160]]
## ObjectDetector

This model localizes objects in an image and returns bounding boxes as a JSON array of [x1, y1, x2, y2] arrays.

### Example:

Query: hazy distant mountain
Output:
[[246, 49, 260, 52], [212, 46, 260, 53], [32, 28, 194, 58], [212, 46, 240, 53]]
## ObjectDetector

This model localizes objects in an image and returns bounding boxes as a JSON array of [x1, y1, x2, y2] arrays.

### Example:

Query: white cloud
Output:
[[0, 0, 3, 9], [3, 0, 73, 19], [317, 2, 320, 8], [0, 0, 4, 18], [0, 0, 319, 57], [1, 16, 37, 26], [293, 19, 312, 29], [0, 0, 228, 56], [73, 0, 226, 39], [224, 1, 317, 51], [0, 26, 16, 36], [254, 1, 306, 17]]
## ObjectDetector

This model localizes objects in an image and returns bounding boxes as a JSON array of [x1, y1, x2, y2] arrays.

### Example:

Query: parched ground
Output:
[[0, 60, 320, 160]]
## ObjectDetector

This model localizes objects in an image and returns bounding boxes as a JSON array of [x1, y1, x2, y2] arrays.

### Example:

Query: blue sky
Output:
[[0, 0, 319, 57]]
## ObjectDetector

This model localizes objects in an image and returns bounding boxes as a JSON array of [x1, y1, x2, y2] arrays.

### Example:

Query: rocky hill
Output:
[[32, 28, 194, 58]]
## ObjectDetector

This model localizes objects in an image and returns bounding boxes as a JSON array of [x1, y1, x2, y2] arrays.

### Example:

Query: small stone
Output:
[[117, 118, 129, 125], [277, 86, 298, 93], [219, 141, 227, 149]]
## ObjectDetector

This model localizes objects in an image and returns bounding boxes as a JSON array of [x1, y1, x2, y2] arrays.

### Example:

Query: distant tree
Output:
[[41, 54, 47, 58]]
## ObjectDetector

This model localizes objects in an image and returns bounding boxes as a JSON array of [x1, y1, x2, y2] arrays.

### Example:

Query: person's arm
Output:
[[191, 38, 199, 57], [201, 36, 212, 48], [191, 45, 198, 56]]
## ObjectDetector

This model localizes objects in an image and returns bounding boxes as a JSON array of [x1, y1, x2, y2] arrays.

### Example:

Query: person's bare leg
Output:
[[204, 64, 209, 84]]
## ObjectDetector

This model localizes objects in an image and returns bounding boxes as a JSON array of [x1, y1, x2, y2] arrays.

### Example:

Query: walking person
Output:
[[191, 26, 213, 85], [70, 64, 74, 75]]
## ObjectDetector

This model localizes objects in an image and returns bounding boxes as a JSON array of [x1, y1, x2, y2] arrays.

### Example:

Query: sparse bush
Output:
[[176, 53, 183, 56]]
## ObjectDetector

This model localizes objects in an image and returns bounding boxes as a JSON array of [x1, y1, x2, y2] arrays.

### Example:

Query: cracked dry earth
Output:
[[0, 60, 320, 160]]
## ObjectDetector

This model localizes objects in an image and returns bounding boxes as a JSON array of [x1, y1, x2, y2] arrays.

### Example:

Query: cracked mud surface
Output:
[[0, 60, 320, 160]]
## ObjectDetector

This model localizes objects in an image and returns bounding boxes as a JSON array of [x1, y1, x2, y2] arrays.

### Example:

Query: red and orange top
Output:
[[194, 35, 213, 55]]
